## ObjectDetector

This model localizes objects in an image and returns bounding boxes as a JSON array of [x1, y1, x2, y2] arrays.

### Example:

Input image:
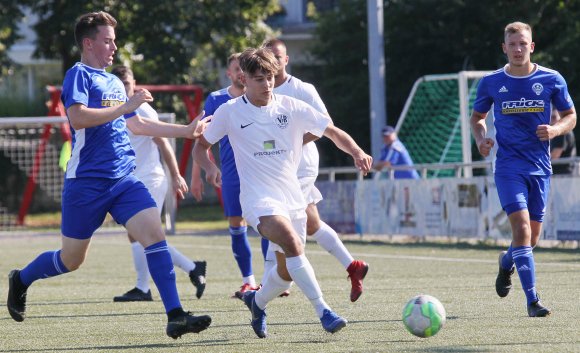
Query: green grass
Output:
[[1, 233, 579, 352], [21, 204, 229, 232]]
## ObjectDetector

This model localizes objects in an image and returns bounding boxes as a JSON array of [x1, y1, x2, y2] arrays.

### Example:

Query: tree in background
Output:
[[15, 0, 278, 88], [0, 1, 25, 81], [309, 0, 580, 165]]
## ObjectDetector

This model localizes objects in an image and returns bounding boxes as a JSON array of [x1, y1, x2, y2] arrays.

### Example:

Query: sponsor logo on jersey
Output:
[[241, 122, 254, 129], [501, 98, 545, 114], [253, 140, 287, 157], [499, 86, 508, 93], [532, 82, 543, 96], [101, 91, 125, 107], [275, 114, 289, 129]]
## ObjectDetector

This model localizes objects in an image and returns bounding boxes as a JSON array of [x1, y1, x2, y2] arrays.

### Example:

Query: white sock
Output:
[[131, 241, 150, 292], [168, 245, 195, 273], [243, 275, 257, 287], [311, 221, 354, 269], [255, 265, 292, 309], [261, 248, 277, 284], [285, 254, 330, 318]]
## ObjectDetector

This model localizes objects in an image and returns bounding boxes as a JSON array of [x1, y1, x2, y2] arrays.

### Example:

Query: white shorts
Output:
[[138, 174, 168, 216], [244, 202, 307, 255], [299, 175, 323, 205]]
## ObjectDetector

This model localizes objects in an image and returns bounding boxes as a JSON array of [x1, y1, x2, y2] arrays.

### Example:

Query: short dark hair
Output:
[[239, 48, 279, 76], [110, 65, 133, 81], [74, 11, 117, 50]]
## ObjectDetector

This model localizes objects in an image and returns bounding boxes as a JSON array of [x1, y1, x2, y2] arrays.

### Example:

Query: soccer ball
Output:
[[402, 294, 446, 338]]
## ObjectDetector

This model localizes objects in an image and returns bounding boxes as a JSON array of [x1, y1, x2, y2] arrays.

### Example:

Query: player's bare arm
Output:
[[470, 110, 494, 157], [537, 107, 577, 141], [193, 136, 222, 188], [153, 136, 188, 199], [190, 139, 217, 202], [322, 124, 373, 175], [67, 88, 152, 130], [127, 110, 207, 139]]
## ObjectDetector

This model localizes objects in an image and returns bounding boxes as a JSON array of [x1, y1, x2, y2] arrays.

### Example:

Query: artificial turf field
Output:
[[0, 231, 579, 352]]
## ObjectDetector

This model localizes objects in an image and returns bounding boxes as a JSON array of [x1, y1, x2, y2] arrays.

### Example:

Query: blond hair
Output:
[[504, 21, 532, 40]]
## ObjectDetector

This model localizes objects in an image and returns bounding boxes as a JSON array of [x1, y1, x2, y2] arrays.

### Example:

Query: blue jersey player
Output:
[[6, 11, 211, 338], [190, 53, 262, 297], [470, 21, 576, 317]]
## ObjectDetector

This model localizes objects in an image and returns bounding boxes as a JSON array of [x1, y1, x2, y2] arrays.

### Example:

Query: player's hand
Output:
[[188, 111, 210, 139], [190, 173, 204, 202], [125, 88, 153, 113], [205, 165, 222, 189], [172, 174, 188, 200], [536, 124, 560, 141], [353, 150, 373, 176], [477, 138, 494, 157]]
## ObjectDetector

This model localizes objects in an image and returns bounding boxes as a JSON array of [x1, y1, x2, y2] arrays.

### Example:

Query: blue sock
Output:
[[230, 226, 253, 277], [512, 246, 538, 304], [144, 241, 181, 313], [501, 244, 514, 270], [19, 250, 70, 286], [261, 237, 269, 261]]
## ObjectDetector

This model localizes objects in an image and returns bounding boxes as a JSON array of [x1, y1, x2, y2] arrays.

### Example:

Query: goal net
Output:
[[395, 71, 491, 177], [0, 114, 176, 232]]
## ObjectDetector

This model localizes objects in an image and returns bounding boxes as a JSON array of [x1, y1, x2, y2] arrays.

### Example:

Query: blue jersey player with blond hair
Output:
[[6, 11, 211, 339], [470, 21, 576, 317]]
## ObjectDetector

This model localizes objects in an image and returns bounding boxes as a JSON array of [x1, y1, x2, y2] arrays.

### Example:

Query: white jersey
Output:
[[203, 94, 331, 215], [128, 103, 165, 180], [273, 75, 329, 179]]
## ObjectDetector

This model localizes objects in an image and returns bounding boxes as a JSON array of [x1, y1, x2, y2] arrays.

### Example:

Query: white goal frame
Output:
[[0, 114, 178, 233], [396, 70, 492, 177]]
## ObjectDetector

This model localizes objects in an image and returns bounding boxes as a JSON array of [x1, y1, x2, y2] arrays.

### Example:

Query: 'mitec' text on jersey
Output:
[[473, 65, 574, 176]]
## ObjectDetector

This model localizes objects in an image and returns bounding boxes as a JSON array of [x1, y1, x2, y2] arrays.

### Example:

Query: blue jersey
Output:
[[473, 65, 574, 176], [61, 62, 136, 179], [204, 87, 239, 184], [379, 139, 419, 179]]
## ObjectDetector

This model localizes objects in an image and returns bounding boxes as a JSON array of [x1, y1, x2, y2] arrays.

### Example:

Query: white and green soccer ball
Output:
[[402, 294, 446, 338]]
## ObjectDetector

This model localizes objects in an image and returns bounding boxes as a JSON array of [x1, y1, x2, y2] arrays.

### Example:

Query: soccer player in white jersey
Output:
[[262, 38, 369, 302], [6, 11, 211, 339], [471, 22, 576, 317], [194, 47, 373, 338], [111, 66, 207, 302], [190, 54, 262, 297]]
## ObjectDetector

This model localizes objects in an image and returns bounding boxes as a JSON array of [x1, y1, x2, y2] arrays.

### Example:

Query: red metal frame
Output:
[[17, 87, 70, 225], [17, 84, 221, 225]]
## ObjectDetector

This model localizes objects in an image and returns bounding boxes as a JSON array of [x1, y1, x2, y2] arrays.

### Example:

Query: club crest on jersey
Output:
[[532, 83, 543, 96], [275, 114, 289, 129]]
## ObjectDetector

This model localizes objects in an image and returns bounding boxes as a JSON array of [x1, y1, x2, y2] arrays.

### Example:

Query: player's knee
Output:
[[280, 237, 303, 257]]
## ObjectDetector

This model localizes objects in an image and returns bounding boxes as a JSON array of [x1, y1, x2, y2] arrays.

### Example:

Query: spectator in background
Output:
[[550, 109, 577, 175], [373, 125, 419, 179]]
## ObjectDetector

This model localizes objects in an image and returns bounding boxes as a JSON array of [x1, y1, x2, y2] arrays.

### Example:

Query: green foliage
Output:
[[16, 0, 278, 90], [311, 0, 370, 166], [311, 0, 580, 159], [0, 1, 25, 78]]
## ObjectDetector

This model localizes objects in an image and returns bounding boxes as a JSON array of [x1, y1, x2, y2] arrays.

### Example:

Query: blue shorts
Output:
[[494, 173, 550, 222], [221, 181, 242, 217], [61, 174, 157, 239]]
